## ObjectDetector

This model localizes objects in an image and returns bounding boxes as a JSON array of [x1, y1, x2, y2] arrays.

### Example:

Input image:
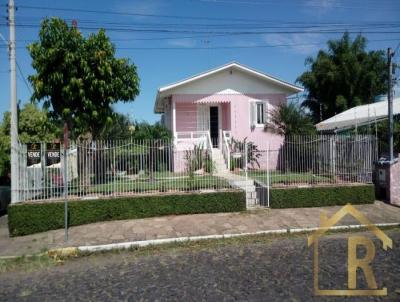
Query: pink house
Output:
[[154, 62, 303, 171]]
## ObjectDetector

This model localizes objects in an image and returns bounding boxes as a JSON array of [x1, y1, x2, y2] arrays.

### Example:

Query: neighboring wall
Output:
[[375, 157, 400, 206], [389, 161, 400, 205]]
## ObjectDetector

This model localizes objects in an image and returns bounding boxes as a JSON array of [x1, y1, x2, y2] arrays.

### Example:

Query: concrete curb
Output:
[[2, 222, 398, 259], [70, 222, 400, 255]]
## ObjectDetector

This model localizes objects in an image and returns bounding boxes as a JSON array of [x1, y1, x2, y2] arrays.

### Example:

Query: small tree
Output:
[[28, 18, 140, 139], [131, 121, 172, 140], [0, 103, 59, 184], [29, 18, 140, 188], [266, 103, 316, 136], [97, 113, 134, 140]]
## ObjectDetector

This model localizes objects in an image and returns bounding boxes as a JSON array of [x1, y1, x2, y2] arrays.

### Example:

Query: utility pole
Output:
[[8, 0, 19, 203], [387, 48, 394, 163]]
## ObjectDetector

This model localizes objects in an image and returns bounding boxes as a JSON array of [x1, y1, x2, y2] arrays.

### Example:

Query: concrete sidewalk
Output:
[[1, 201, 399, 257]]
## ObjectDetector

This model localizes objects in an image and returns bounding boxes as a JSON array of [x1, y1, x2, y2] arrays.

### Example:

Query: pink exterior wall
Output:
[[175, 102, 197, 132], [228, 93, 287, 150], [171, 93, 288, 170]]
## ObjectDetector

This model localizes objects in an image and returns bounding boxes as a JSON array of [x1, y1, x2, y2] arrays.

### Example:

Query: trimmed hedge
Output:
[[270, 184, 375, 208], [8, 191, 245, 236]]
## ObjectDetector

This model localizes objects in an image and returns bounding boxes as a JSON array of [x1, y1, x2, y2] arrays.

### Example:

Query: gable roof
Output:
[[154, 62, 303, 113]]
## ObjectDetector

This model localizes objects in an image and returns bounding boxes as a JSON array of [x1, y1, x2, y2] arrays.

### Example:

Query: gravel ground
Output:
[[0, 230, 399, 301]]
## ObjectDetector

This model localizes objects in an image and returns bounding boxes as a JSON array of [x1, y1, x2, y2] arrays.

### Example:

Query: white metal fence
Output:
[[16, 139, 235, 202], [15, 134, 377, 205], [227, 135, 377, 206]]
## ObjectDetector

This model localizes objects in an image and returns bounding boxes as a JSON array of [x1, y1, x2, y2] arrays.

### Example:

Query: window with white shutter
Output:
[[250, 100, 269, 127], [250, 102, 256, 127]]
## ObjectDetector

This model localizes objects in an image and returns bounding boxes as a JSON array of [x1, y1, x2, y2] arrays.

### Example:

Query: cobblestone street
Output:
[[1, 229, 399, 301]]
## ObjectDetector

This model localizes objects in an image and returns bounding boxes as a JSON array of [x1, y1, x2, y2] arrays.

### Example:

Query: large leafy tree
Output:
[[298, 32, 387, 122], [28, 18, 140, 139], [0, 103, 59, 184]]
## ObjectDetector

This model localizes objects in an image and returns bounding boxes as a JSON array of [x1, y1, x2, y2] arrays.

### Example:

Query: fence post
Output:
[[244, 142, 248, 207], [267, 144, 270, 208], [332, 135, 336, 182], [113, 141, 116, 196], [63, 123, 69, 242]]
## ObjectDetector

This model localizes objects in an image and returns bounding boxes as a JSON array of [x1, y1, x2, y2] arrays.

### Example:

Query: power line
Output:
[[8, 38, 400, 51], [15, 60, 32, 94], [393, 41, 400, 58], [2, 23, 400, 35], [194, 0, 399, 10], [14, 15, 400, 29], [14, 4, 400, 23], [14, 4, 274, 22]]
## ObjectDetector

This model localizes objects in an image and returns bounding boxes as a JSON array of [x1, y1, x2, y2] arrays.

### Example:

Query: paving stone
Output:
[[1, 201, 400, 257]]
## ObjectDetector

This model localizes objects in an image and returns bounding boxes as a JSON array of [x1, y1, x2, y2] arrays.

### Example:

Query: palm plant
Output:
[[265, 103, 316, 136], [229, 137, 261, 170]]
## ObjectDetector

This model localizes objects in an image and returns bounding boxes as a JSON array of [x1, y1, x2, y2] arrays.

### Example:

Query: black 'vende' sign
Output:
[[27, 143, 41, 167], [46, 143, 61, 166]]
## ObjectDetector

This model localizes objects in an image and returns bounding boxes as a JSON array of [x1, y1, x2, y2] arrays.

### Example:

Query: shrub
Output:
[[269, 184, 375, 208], [229, 137, 261, 170], [185, 143, 214, 177], [204, 157, 216, 174], [8, 191, 245, 236]]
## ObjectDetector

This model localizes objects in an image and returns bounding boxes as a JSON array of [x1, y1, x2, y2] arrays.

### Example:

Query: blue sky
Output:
[[0, 0, 399, 124]]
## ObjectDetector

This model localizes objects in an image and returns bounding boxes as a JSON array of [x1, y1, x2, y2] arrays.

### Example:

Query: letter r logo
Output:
[[348, 236, 378, 290]]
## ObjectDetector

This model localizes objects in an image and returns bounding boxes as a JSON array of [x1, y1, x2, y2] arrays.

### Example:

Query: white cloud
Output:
[[113, 0, 167, 19], [168, 39, 196, 48], [262, 33, 325, 55], [303, 0, 337, 15]]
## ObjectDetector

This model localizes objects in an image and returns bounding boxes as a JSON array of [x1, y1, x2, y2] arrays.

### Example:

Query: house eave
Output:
[[158, 62, 303, 93], [153, 62, 304, 114]]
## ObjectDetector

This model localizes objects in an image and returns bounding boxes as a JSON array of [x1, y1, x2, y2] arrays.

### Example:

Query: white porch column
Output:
[[172, 98, 176, 144]]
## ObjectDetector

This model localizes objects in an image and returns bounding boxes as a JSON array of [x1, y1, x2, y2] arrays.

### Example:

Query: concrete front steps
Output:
[[212, 148, 258, 207], [230, 179, 258, 207], [211, 148, 229, 174]]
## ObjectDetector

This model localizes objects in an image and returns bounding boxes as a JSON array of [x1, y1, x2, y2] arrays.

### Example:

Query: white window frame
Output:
[[249, 99, 269, 128], [256, 102, 266, 126]]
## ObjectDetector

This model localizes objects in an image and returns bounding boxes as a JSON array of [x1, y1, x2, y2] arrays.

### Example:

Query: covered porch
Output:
[[172, 94, 232, 150]]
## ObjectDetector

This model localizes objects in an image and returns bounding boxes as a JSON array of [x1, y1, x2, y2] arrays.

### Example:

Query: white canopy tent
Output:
[[316, 98, 400, 131]]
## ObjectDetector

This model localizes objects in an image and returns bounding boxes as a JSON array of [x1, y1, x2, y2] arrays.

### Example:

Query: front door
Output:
[[209, 106, 219, 148]]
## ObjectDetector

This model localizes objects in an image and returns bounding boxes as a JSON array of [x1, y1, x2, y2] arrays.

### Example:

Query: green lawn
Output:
[[240, 170, 333, 186], [69, 175, 231, 195]]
